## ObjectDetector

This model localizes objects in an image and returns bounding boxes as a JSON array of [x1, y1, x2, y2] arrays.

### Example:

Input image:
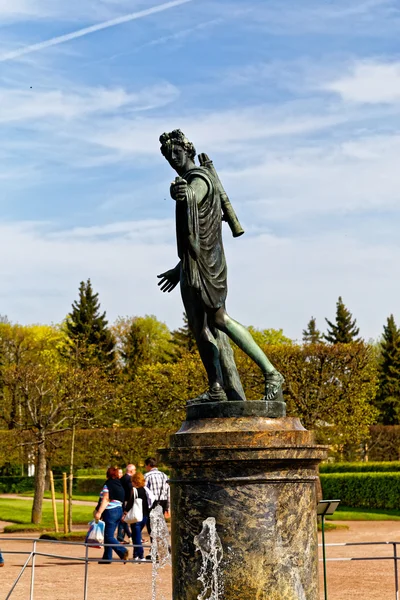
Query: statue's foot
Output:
[[264, 370, 284, 401], [187, 382, 228, 405]]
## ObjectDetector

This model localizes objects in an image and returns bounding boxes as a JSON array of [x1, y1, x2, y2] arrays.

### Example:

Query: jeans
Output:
[[117, 519, 132, 542], [132, 516, 148, 559], [101, 506, 127, 562], [0, 551, 4, 565]]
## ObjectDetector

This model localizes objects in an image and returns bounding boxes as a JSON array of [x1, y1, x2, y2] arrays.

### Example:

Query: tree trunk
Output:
[[44, 461, 51, 491], [31, 437, 46, 524], [68, 423, 76, 533]]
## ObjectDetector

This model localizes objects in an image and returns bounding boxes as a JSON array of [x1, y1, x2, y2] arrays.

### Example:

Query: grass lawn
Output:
[[0, 498, 93, 527], [327, 506, 400, 521]]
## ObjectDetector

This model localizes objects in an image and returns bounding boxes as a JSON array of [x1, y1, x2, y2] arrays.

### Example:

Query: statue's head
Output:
[[160, 129, 196, 172]]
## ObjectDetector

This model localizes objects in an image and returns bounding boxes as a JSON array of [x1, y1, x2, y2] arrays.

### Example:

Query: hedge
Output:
[[320, 472, 400, 509], [320, 462, 400, 473], [0, 476, 67, 494]]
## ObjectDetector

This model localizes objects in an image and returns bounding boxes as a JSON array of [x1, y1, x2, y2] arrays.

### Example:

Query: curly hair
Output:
[[159, 129, 196, 160], [131, 472, 146, 488]]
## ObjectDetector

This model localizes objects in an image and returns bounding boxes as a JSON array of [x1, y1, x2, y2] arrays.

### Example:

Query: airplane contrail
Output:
[[0, 0, 193, 62]]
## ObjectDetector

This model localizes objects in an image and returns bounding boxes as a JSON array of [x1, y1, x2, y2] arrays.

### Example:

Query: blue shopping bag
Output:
[[85, 519, 105, 549]]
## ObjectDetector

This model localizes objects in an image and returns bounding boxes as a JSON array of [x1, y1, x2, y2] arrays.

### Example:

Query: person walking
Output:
[[144, 457, 170, 517], [125, 471, 154, 561], [95, 466, 129, 564], [117, 464, 136, 543], [0, 550, 4, 567]]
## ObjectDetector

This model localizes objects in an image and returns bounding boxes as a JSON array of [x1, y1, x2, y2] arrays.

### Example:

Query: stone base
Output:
[[161, 415, 327, 600], [186, 399, 286, 420]]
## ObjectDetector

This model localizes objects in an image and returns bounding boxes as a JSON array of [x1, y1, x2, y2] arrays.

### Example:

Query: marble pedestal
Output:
[[161, 403, 327, 600]]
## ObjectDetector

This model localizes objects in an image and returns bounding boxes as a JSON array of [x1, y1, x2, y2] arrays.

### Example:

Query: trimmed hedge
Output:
[[0, 476, 68, 494], [320, 462, 400, 473], [76, 477, 104, 494], [320, 472, 400, 509]]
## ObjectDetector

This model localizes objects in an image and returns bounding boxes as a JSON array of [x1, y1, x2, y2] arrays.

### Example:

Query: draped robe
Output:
[[175, 167, 227, 310], [175, 166, 245, 401]]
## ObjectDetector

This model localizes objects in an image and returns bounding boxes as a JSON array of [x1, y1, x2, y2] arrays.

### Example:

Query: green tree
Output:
[[118, 315, 173, 378], [248, 327, 292, 346], [233, 341, 378, 448], [0, 323, 64, 430], [325, 296, 360, 344], [375, 315, 400, 424], [302, 317, 322, 344], [119, 353, 206, 429], [64, 279, 115, 371], [0, 323, 114, 524]]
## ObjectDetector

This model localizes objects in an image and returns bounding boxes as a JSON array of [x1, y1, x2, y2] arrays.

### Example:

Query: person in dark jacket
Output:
[[95, 466, 128, 564], [117, 464, 136, 543], [124, 471, 154, 560]]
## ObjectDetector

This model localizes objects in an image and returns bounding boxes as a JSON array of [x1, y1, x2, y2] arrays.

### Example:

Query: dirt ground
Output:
[[1, 521, 400, 599]]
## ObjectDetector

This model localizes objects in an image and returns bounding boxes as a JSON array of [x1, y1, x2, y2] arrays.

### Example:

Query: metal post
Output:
[[62, 472, 68, 534], [5, 552, 34, 600], [83, 544, 89, 600], [29, 540, 37, 600], [393, 542, 399, 600], [321, 515, 328, 600], [49, 470, 59, 533]]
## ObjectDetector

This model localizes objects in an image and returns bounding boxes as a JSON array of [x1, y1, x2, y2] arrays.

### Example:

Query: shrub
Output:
[[320, 461, 400, 473], [0, 476, 68, 494], [0, 476, 35, 494], [320, 472, 400, 509]]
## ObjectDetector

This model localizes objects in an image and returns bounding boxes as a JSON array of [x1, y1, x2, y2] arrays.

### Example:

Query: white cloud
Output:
[[50, 219, 175, 243], [249, 0, 400, 36], [84, 103, 355, 158], [220, 132, 400, 219], [0, 219, 399, 342], [325, 60, 400, 104], [0, 82, 179, 123]]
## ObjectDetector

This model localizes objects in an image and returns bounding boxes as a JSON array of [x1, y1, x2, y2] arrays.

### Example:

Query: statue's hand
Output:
[[170, 177, 188, 202], [157, 268, 180, 293]]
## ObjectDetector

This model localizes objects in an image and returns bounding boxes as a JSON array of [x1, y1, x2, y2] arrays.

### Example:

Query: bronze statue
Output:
[[157, 129, 284, 404]]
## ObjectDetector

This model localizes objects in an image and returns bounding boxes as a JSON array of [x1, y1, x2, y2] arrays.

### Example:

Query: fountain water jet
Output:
[[194, 517, 223, 600], [150, 505, 171, 600]]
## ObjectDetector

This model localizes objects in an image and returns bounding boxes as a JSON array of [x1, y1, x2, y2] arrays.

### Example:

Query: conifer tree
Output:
[[171, 312, 197, 355], [324, 296, 360, 344], [65, 279, 115, 370], [302, 317, 322, 344], [375, 315, 400, 424]]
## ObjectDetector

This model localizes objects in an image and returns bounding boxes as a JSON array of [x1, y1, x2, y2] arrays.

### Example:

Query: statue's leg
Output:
[[212, 328, 246, 401], [213, 307, 284, 400], [213, 307, 275, 374], [182, 284, 225, 397]]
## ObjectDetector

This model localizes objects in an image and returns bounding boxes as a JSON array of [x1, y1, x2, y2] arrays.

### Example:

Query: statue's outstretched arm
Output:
[[157, 262, 181, 293], [170, 177, 208, 205]]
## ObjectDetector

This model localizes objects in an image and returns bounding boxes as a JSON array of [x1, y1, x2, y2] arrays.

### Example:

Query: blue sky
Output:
[[1, 0, 400, 340]]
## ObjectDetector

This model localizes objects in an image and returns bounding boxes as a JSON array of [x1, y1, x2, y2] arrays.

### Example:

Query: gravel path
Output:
[[2, 522, 400, 599]]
